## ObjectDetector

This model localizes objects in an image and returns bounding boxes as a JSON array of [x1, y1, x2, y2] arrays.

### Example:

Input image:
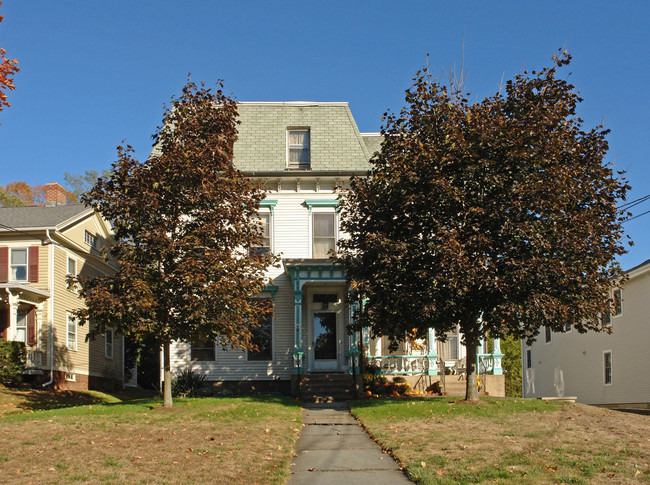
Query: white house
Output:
[[522, 259, 650, 409], [169, 102, 505, 397]]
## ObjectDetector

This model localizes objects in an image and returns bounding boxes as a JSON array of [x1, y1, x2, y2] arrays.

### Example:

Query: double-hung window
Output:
[[287, 129, 310, 169], [191, 338, 215, 361], [313, 213, 336, 259], [248, 300, 273, 361], [67, 314, 77, 350], [544, 326, 552, 343], [15, 310, 27, 343], [613, 288, 622, 316], [603, 350, 613, 385], [105, 329, 114, 358], [10, 248, 27, 281], [252, 213, 271, 254]]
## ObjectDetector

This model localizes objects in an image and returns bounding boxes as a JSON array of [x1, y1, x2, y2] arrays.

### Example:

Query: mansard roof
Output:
[[234, 102, 376, 174]]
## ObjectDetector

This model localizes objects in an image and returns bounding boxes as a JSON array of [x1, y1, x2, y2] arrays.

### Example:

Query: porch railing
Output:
[[370, 355, 433, 375], [369, 353, 498, 375]]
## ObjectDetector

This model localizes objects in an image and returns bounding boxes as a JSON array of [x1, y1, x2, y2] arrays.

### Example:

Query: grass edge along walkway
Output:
[[350, 397, 650, 484], [0, 389, 303, 485]]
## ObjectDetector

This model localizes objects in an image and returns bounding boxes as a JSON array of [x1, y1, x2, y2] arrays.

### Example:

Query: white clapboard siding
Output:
[[523, 261, 650, 405]]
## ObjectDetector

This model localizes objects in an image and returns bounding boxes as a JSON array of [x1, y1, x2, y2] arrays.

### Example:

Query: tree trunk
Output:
[[163, 340, 173, 408], [464, 339, 479, 402]]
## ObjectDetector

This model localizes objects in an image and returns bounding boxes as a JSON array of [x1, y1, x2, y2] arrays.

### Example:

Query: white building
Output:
[[522, 259, 650, 408], [169, 102, 504, 396]]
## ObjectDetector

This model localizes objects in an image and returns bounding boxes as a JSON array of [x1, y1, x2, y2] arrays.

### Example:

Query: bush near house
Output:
[[0, 338, 25, 386]]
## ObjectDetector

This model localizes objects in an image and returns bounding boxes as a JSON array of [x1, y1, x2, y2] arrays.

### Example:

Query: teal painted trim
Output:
[[260, 199, 277, 215], [305, 199, 339, 208], [262, 284, 279, 298]]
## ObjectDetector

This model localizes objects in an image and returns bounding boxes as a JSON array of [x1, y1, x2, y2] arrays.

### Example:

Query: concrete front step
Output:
[[300, 374, 357, 403]]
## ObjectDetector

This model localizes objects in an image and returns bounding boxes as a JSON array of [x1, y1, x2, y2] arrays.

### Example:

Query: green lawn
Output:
[[0, 388, 302, 484], [350, 397, 650, 484]]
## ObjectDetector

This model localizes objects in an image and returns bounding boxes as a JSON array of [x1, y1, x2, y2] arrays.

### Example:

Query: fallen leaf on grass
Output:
[[437, 470, 446, 476], [545, 465, 558, 471], [420, 461, 427, 468]]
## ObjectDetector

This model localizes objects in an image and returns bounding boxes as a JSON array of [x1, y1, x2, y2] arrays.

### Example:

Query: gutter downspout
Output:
[[42, 229, 55, 387]]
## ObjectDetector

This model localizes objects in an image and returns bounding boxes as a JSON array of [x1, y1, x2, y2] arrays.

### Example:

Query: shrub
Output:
[[171, 368, 206, 397], [392, 376, 406, 384], [0, 338, 26, 386]]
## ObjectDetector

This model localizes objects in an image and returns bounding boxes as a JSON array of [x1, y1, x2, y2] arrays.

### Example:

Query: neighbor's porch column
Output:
[[291, 289, 304, 374], [491, 337, 504, 375], [6, 290, 18, 341], [427, 328, 438, 375]]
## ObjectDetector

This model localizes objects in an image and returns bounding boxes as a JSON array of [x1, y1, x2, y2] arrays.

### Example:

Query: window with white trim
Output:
[[67, 314, 77, 350], [10, 248, 27, 281], [248, 301, 273, 361], [191, 338, 215, 361], [105, 329, 114, 358], [252, 212, 271, 254], [313, 212, 336, 258], [15, 309, 27, 343], [613, 289, 622, 316], [85, 230, 97, 248], [603, 350, 612, 385], [287, 129, 310, 169]]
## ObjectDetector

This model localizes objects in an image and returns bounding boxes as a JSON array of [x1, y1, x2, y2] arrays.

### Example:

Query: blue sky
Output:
[[1, 1, 648, 269]]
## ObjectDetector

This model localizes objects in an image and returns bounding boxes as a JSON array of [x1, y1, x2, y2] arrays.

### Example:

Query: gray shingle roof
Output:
[[361, 133, 383, 157], [0, 204, 90, 230], [233, 102, 372, 173]]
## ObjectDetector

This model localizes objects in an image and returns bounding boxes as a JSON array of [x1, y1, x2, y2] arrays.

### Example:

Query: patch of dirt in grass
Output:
[[353, 400, 650, 484], [0, 397, 302, 484]]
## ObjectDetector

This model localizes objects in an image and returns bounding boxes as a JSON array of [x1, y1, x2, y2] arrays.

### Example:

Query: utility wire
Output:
[[624, 209, 650, 223], [618, 194, 650, 210]]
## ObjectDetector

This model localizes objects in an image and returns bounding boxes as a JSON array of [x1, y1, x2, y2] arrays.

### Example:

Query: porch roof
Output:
[[0, 283, 51, 303], [283, 259, 346, 291]]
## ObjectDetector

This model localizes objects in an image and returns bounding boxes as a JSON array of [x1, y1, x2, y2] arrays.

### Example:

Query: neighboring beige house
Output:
[[522, 259, 650, 408], [0, 183, 123, 390], [169, 102, 505, 397]]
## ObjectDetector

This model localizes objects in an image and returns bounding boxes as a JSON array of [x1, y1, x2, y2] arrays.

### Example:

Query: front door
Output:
[[312, 311, 338, 371]]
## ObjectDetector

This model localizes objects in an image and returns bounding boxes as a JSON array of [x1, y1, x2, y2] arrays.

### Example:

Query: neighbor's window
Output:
[[613, 289, 622, 316], [545, 326, 552, 343], [526, 349, 532, 369], [604, 350, 612, 385], [191, 338, 215, 361], [85, 230, 97, 248], [601, 311, 611, 327], [67, 257, 76, 275], [105, 329, 114, 358], [15, 309, 27, 343], [287, 129, 310, 169], [67, 314, 77, 350], [248, 304, 272, 361], [563, 322, 571, 333], [313, 212, 336, 259], [10, 248, 27, 281]]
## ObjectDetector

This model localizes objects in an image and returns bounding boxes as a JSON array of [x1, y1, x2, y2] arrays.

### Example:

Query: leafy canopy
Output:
[[339, 52, 628, 398], [75, 79, 278, 359]]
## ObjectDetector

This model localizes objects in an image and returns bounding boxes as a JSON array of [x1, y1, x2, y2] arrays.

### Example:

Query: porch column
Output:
[[7, 290, 18, 341], [491, 337, 504, 375], [291, 290, 304, 374], [427, 328, 438, 375]]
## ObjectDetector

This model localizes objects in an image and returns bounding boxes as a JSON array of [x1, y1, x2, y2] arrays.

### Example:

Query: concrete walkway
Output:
[[287, 402, 411, 485]]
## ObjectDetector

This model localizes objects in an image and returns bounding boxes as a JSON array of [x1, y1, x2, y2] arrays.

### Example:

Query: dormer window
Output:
[[287, 129, 310, 170]]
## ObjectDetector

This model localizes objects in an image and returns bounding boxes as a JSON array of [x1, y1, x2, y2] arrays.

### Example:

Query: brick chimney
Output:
[[44, 182, 67, 207]]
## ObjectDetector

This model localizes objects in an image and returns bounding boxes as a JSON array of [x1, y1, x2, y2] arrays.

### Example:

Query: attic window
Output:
[[85, 230, 97, 248], [287, 129, 310, 170]]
